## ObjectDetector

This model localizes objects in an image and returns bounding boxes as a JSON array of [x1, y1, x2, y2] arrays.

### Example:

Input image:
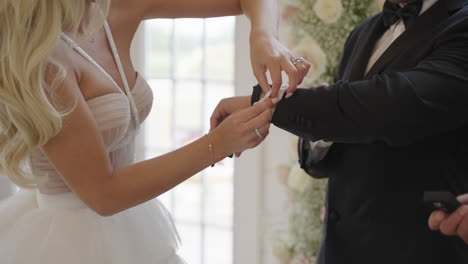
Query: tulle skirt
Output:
[[0, 189, 186, 264]]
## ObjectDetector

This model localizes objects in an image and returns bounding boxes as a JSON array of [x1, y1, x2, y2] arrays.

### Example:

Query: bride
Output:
[[0, 0, 310, 263]]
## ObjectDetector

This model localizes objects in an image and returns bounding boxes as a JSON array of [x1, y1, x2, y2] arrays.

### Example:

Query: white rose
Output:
[[287, 164, 313, 192], [292, 36, 327, 85], [314, 0, 343, 24]]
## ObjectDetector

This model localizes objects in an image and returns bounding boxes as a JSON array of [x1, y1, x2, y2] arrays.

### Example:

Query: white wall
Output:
[[234, 16, 291, 264], [131, 22, 147, 163], [0, 177, 14, 201]]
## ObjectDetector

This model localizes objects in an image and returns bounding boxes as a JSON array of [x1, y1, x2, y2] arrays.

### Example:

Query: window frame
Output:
[[131, 16, 265, 264]]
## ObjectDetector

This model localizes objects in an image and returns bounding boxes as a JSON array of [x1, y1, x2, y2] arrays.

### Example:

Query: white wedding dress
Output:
[[0, 22, 185, 264]]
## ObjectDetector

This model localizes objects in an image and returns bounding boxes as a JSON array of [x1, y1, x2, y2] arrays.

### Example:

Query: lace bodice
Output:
[[30, 22, 153, 194]]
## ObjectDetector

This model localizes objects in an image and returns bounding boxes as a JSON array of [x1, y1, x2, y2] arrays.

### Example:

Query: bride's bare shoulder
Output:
[[49, 39, 81, 84], [43, 39, 84, 104]]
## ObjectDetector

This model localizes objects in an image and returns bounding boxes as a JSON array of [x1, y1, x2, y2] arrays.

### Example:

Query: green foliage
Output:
[[287, 178, 327, 257], [287, 0, 377, 83]]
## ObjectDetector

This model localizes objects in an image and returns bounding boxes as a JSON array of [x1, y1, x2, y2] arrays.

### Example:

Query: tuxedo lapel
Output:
[[446, 0, 468, 13], [364, 0, 448, 78], [347, 15, 386, 81]]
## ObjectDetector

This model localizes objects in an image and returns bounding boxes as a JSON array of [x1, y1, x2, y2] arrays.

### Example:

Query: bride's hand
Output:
[[210, 96, 251, 132], [210, 99, 274, 156], [250, 32, 311, 99]]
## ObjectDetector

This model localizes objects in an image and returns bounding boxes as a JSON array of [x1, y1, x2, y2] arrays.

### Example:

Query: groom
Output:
[[211, 0, 468, 263]]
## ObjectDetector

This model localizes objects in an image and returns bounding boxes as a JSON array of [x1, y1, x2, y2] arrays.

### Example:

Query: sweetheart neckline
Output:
[[85, 72, 145, 104]]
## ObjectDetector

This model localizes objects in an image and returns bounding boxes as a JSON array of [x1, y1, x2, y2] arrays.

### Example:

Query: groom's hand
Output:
[[429, 194, 468, 244], [210, 96, 252, 132]]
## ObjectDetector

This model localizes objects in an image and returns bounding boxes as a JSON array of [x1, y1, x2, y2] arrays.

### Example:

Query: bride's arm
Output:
[[42, 67, 273, 217], [111, 0, 307, 97], [119, 0, 243, 19]]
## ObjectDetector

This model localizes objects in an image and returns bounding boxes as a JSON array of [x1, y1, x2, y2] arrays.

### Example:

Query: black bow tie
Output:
[[383, 0, 423, 29]]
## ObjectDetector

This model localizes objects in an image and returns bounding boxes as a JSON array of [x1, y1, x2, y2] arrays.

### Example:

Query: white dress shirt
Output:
[[308, 0, 438, 163], [366, 0, 438, 73]]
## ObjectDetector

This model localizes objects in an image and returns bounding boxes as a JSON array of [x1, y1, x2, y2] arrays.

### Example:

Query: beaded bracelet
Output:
[[205, 134, 216, 167]]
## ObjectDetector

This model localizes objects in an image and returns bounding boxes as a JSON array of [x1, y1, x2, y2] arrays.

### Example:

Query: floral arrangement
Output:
[[280, 0, 385, 85], [274, 1, 384, 263]]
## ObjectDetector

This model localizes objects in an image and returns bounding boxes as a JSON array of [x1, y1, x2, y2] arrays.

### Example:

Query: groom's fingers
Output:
[[429, 210, 448, 230], [458, 215, 468, 244], [440, 206, 468, 236]]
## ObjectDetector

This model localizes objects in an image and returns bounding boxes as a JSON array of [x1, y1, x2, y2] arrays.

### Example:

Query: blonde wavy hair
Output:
[[0, 0, 110, 188]]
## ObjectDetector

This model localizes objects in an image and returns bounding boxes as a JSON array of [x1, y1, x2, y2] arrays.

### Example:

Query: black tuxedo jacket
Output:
[[252, 0, 468, 263]]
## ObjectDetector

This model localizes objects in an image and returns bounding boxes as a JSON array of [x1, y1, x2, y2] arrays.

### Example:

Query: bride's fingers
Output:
[[254, 65, 271, 95], [298, 58, 311, 84], [249, 126, 270, 148], [210, 117, 223, 132], [210, 108, 224, 132], [238, 100, 273, 123], [258, 123, 271, 139], [248, 123, 271, 143], [283, 60, 299, 96], [244, 108, 273, 132], [295, 60, 311, 85]]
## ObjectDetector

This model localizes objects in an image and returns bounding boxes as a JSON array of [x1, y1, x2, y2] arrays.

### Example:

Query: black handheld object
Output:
[[424, 191, 462, 213]]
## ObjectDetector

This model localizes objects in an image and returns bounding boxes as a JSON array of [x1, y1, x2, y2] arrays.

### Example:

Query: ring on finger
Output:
[[254, 128, 264, 139], [292, 57, 305, 65]]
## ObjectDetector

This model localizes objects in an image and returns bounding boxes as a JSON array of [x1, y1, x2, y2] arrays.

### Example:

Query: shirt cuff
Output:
[[307, 140, 333, 163]]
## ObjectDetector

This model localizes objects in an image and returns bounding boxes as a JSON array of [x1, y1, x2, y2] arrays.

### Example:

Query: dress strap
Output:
[[60, 22, 141, 128], [103, 21, 140, 127], [60, 33, 123, 94]]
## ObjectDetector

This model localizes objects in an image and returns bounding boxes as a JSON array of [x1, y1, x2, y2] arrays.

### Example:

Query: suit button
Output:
[[329, 210, 341, 222]]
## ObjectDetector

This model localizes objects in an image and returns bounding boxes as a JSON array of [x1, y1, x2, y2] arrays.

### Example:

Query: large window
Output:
[[142, 17, 235, 264]]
